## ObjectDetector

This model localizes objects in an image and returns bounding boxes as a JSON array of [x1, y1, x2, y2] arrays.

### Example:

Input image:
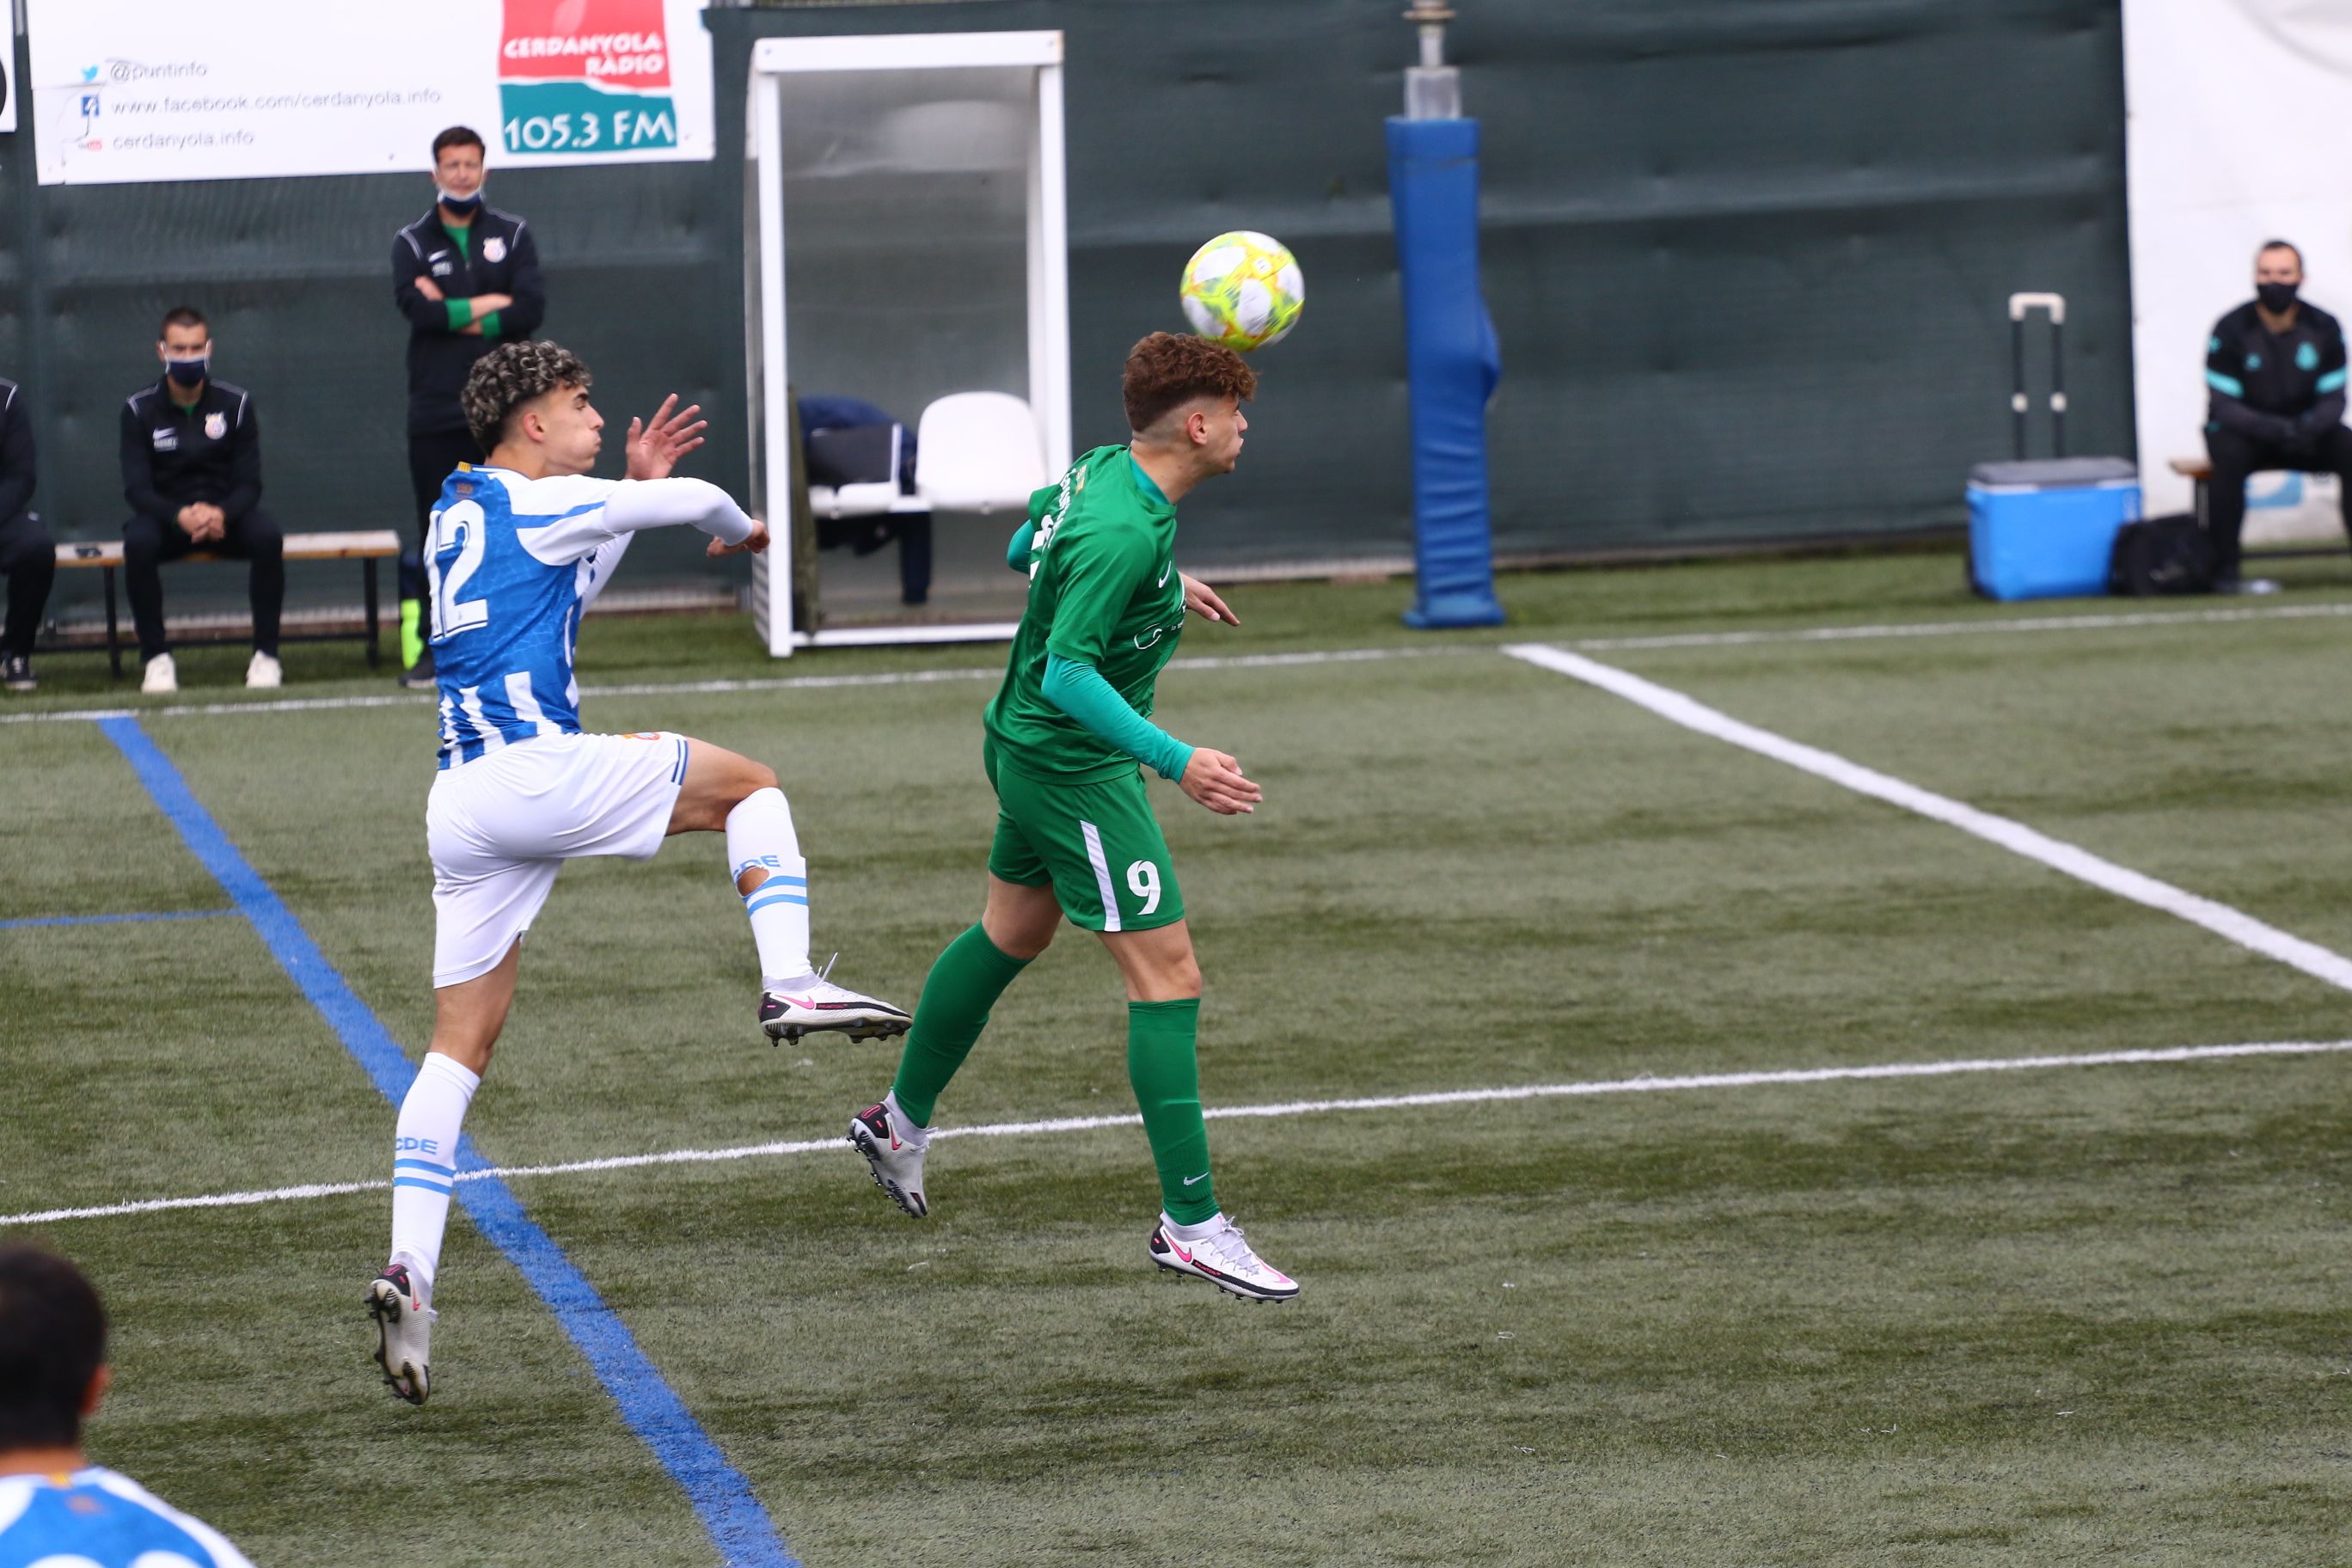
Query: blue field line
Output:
[[0, 909, 236, 931], [95, 715, 798, 1568]]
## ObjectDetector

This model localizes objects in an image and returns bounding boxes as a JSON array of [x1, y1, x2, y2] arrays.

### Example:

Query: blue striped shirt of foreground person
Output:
[[0, 1247, 256, 1567]]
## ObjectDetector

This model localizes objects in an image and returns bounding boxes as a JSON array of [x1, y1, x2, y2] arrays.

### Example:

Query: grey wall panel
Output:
[[1, 0, 2131, 620]]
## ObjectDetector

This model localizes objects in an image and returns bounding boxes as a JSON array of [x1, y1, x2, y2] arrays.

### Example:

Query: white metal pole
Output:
[[1031, 57, 1073, 475], [752, 69, 795, 657]]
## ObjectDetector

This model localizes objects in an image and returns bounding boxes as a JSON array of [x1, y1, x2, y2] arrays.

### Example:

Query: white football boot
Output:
[[847, 1099, 928, 1218], [366, 1262, 436, 1405], [245, 650, 282, 689], [141, 652, 177, 694], [1148, 1216, 1300, 1302], [759, 960, 911, 1044]]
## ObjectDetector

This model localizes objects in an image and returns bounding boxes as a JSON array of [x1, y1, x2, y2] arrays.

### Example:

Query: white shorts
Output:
[[426, 730, 690, 987]]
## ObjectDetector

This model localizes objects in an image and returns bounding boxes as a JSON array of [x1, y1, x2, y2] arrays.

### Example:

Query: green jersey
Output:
[[985, 444, 1188, 783]]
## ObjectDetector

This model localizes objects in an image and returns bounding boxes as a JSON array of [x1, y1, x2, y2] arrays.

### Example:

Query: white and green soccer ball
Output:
[[1179, 230, 1303, 352]]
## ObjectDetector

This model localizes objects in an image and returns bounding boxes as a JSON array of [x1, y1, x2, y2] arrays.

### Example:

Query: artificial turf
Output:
[[5, 548, 2351, 1565]]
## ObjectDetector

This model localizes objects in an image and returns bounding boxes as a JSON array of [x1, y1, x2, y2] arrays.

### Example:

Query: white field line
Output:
[[9, 599, 2352, 726], [1575, 599, 2352, 652], [7, 1038, 2349, 1229], [1504, 643, 2352, 993], [0, 646, 1473, 726]]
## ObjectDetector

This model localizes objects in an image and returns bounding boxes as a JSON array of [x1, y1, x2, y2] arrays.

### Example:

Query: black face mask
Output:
[[2258, 281, 2300, 314], [438, 187, 484, 217], [164, 356, 208, 388]]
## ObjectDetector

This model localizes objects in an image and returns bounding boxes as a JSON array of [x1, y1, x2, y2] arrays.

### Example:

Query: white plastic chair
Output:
[[915, 392, 1048, 512]]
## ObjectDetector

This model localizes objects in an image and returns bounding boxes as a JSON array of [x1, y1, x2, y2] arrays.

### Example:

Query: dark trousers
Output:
[[816, 511, 934, 605], [123, 509, 284, 660], [407, 428, 479, 549], [0, 510, 55, 658], [2203, 423, 2352, 577], [406, 429, 480, 639]]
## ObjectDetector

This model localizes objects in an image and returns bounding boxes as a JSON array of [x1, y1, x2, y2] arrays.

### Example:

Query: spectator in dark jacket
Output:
[[0, 378, 51, 693], [392, 125, 546, 685], [120, 306, 283, 694], [2202, 239, 2352, 591]]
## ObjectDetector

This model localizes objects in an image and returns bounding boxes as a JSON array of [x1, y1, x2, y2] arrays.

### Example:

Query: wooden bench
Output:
[[51, 529, 401, 678], [2171, 455, 2346, 560]]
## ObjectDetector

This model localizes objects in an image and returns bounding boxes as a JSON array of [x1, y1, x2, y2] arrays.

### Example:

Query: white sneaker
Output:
[[140, 652, 177, 694], [847, 1099, 928, 1217], [759, 967, 912, 1044], [366, 1263, 436, 1405], [245, 650, 281, 689], [1148, 1215, 1300, 1302]]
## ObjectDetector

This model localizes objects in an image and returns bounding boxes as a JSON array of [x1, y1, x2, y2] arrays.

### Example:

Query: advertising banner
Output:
[[2124, 0, 2352, 515], [26, 0, 713, 186], [1, 32, 16, 135]]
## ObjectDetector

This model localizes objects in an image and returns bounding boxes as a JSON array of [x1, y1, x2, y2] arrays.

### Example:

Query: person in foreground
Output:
[[848, 332, 1298, 1303], [0, 1246, 256, 1565], [369, 340, 910, 1403]]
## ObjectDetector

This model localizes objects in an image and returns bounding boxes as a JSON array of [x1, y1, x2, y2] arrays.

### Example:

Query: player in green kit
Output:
[[847, 333, 1298, 1302]]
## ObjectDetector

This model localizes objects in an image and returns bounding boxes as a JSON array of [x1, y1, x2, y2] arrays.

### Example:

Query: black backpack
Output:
[[2108, 513, 2215, 597]]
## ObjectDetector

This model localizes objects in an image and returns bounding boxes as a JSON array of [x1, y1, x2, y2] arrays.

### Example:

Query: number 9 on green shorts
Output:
[[985, 745, 1186, 934]]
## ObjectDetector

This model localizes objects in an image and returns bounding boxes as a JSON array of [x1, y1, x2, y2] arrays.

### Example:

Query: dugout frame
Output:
[[744, 30, 1072, 655]]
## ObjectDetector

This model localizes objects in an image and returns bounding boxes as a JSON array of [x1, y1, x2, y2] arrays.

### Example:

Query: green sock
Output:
[[1129, 998, 1216, 1225], [401, 598, 425, 670], [889, 923, 1031, 1126]]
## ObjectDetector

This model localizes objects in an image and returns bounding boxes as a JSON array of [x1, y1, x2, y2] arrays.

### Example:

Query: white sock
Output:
[[389, 1051, 481, 1303], [884, 1088, 928, 1143], [726, 787, 812, 987], [1167, 1210, 1227, 1243]]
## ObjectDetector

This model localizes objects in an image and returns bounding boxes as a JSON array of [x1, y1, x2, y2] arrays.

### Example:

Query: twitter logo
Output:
[[80, 65, 98, 82]]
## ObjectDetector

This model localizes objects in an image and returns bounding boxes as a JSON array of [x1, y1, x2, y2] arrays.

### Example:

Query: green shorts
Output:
[[984, 739, 1185, 933]]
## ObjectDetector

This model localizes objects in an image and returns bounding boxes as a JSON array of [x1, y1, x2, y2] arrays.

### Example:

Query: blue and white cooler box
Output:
[[1966, 457, 2141, 601]]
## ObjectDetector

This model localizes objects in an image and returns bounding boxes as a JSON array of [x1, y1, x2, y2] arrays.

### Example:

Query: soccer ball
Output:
[[1179, 230, 1304, 352]]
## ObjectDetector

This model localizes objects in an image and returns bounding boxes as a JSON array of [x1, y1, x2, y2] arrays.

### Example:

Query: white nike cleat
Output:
[[366, 1263, 436, 1405], [245, 650, 281, 689], [1148, 1216, 1300, 1303], [847, 1100, 928, 1217], [141, 652, 177, 695], [759, 968, 911, 1044]]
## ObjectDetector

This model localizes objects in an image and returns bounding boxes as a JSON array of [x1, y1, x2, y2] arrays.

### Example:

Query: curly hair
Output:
[[462, 340, 593, 451], [1123, 332, 1258, 434]]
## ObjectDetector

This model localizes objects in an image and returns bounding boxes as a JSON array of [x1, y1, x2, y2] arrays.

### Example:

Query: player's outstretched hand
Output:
[[1182, 572, 1239, 626], [1179, 747, 1262, 816], [627, 395, 709, 481], [707, 518, 771, 558]]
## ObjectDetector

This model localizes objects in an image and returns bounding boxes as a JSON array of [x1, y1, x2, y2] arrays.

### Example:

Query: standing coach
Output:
[[392, 125, 544, 686]]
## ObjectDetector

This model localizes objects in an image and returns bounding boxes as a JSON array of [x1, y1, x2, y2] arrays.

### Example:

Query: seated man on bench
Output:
[[0, 375, 51, 694], [120, 305, 284, 693], [2203, 239, 2352, 593]]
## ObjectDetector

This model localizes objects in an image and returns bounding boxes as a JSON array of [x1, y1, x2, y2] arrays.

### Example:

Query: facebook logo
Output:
[[80, 95, 101, 117]]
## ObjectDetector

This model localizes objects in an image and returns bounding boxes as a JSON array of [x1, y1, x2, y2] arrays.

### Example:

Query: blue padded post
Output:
[[1387, 115, 1505, 629]]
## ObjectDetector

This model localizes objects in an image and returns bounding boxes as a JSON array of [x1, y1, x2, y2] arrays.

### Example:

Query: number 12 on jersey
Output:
[[426, 499, 491, 639]]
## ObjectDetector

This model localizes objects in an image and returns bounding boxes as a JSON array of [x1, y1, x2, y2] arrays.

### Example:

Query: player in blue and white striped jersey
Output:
[[0, 1247, 257, 1568], [367, 341, 910, 1406]]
